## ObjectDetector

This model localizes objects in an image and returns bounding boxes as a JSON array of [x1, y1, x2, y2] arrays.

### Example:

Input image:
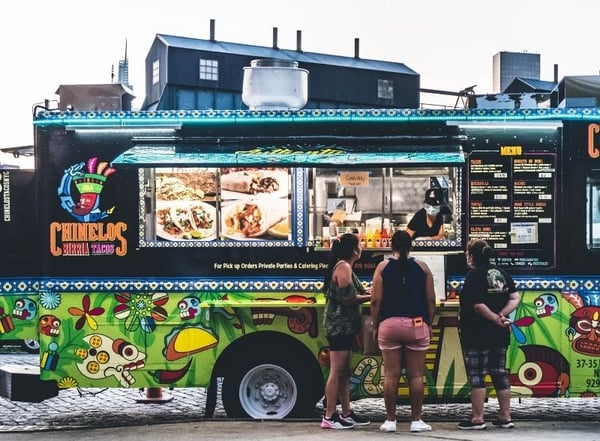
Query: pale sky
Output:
[[1, 0, 598, 148]]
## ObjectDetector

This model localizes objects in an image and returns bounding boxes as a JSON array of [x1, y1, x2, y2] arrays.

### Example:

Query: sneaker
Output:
[[340, 411, 370, 426], [379, 420, 397, 432], [321, 413, 355, 429], [458, 420, 487, 430], [410, 419, 432, 432], [492, 419, 514, 428]]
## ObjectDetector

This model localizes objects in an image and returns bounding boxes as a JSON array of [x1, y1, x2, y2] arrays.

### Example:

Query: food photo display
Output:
[[153, 167, 290, 241]]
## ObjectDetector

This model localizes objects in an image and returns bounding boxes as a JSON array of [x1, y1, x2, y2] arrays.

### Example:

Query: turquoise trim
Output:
[[1, 276, 600, 295], [447, 276, 600, 292], [33, 107, 600, 127]]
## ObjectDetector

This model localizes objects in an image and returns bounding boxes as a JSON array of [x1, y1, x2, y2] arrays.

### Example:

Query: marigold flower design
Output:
[[113, 292, 168, 332], [58, 376, 79, 389], [67, 294, 105, 330]]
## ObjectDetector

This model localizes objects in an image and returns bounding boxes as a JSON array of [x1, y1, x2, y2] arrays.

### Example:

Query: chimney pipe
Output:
[[210, 19, 215, 41], [554, 64, 558, 82], [354, 38, 360, 58], [273, 27, 278, 49], [296, 30, 302, 52]]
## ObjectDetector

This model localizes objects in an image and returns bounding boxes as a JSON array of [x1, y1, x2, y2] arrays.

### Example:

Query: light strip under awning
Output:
[[112, 144, 465, 167]]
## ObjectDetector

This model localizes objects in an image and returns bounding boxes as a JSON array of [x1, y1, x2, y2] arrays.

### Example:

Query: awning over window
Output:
[[112, 143, 464, 167]]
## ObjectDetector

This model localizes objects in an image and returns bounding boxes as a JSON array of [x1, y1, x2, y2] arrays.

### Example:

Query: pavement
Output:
[[1, 349, 600, 439]]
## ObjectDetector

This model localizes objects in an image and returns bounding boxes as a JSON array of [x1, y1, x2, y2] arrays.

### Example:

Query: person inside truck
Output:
[[405, 188, 446, 240]]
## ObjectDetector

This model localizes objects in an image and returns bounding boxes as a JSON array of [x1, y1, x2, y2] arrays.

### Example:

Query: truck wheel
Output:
[[222, 360, 308, 419], [21, 339, 40, 354]]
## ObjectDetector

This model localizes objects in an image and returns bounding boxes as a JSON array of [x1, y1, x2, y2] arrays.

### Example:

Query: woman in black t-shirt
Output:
[[457, 239, 521, 430]]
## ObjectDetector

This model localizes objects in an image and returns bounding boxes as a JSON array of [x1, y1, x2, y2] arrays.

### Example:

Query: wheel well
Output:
[[214, 331, 323, 389]]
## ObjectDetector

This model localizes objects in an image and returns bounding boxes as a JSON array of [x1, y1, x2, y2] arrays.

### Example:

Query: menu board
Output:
[[468, 152, 556, 269]]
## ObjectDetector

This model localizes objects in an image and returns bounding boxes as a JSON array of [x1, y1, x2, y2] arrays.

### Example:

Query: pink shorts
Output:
[[377, 316, 430, 351]]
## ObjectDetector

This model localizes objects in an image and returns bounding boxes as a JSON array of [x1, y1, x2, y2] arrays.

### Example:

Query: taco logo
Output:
[[52, 157, 127, 257], [57, 157, 116, 222]]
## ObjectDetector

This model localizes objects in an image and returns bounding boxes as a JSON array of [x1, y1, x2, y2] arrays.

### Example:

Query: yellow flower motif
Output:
[[58, 376, 79, 389]]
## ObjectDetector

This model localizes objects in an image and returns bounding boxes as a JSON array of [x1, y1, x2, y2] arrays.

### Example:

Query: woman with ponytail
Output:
[[321, 233, 371, 429], [370, 230, 435, 433]]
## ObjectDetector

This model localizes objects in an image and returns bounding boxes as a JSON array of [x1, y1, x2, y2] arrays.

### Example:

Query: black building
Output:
[[142, 22, 419, 111]]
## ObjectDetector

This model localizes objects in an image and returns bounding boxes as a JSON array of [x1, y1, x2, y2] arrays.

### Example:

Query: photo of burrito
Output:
[[220, 168, 288, 198], [222, 198, 287, 239]]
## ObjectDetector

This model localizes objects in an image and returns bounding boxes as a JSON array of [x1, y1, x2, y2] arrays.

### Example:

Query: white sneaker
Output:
[[380, 420, 397, 432], [410, 419, 432, 432]]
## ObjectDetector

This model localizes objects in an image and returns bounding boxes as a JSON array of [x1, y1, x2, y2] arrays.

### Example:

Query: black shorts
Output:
[[327, 334, 355, 351]]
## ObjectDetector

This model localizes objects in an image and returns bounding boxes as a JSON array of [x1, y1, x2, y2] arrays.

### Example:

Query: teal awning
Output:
[[113, 143, 464, 167]]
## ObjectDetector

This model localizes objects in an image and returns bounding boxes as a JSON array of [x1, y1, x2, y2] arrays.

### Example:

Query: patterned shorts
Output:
[[462, 346, 510, 390]]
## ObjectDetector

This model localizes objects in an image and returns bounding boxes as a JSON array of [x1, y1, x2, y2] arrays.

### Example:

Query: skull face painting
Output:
[[76, 334, 146, 387]]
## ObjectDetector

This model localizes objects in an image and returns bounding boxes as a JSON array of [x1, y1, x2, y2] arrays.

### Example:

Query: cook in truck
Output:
[[406, 188, 446, 240]]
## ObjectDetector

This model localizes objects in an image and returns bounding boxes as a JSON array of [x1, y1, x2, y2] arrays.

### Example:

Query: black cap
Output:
[[424, 188, 443, 206]]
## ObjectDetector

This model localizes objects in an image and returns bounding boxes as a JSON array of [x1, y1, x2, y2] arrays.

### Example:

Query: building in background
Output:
[[55, 84, 135, 112], [493, 51, 540, 93], [142, 20, 420, 111], [556, 75, 600, 107]]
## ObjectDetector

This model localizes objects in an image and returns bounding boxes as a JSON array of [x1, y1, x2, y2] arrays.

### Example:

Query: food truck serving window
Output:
[[119, 142, 464, 249], [311, 167, 462, 250]]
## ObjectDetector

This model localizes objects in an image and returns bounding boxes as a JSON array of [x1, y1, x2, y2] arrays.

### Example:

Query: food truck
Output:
[[2, 93, 600, 417]]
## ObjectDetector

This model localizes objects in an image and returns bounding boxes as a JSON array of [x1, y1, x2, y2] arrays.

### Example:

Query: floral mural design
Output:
[[68, 294, 105, 330], [40, 290, 62, 309], [113, 292, 168, 333]]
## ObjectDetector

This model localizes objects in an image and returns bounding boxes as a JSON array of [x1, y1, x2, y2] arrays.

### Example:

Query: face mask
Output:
[[425, 204, 440, 216]]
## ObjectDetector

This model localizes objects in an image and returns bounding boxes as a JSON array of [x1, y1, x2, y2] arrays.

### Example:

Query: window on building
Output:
[[152, 60, 160, 85], [378, 79, 394, 100], [200, 59, 219, 81]]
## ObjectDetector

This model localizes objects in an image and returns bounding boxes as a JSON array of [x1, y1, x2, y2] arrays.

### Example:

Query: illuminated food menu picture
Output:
[[468, 153, 556, 268], [154, 168, 218, 241], [153, 167, 290, 242], [220, 168, 290, 240]]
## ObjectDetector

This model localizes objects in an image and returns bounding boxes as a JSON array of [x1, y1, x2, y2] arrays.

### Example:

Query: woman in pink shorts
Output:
[[370, 230, 436, 433]]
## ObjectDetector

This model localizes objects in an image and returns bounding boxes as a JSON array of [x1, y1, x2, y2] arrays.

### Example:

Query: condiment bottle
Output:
[[381, 226, 389, 248], [374, 228, 381, 248], [359, 224, 366, 248], [366, 228, 374, 248]]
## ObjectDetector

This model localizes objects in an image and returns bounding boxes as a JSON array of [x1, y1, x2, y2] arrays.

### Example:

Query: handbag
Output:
[[360, 315, 381, 356]]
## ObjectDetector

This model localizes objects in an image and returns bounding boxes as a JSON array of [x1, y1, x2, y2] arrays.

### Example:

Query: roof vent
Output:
[[242, 59, 308, 110]]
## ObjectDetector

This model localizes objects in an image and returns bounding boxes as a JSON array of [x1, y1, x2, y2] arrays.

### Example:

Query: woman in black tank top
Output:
[[370, 230, 436, 433]]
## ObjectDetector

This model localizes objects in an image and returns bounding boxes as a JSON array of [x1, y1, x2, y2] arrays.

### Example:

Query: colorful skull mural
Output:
[[76, 334, 146, 387], [39, 314, 61, 337]]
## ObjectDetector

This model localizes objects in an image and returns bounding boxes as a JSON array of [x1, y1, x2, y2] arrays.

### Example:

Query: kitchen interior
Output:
[[310, 167, 459, 247]]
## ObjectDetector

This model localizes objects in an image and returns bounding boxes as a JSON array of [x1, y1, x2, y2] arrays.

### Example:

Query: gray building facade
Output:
[[493, 51, 540, 93]]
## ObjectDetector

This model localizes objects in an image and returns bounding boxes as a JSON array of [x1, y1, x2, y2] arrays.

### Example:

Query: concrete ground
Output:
[[0, 349, 599, 440]]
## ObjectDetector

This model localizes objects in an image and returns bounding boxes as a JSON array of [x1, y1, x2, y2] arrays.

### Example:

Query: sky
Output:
[[1, 0, 599, 148]]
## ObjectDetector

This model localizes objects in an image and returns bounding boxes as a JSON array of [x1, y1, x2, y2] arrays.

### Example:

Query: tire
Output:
[[222, 357, 317, 419], [20, 339, 40, 354]]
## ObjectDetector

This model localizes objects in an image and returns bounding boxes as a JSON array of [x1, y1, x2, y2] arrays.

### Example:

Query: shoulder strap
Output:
[[333, 260, 347, 270]]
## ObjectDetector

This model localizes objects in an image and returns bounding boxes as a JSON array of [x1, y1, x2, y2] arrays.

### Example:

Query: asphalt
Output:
[[1, 349, 600, 438]]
